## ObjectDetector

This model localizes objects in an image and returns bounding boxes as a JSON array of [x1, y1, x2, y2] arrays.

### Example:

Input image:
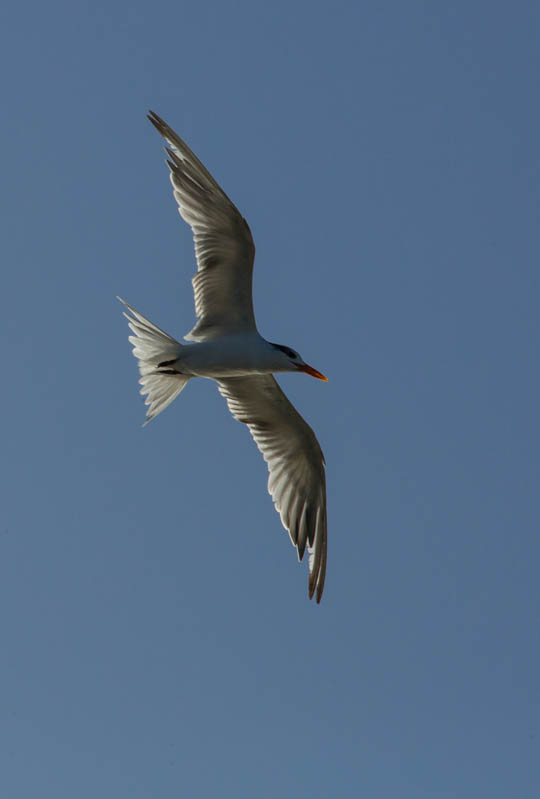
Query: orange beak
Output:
[[296, 364, 328, 381]]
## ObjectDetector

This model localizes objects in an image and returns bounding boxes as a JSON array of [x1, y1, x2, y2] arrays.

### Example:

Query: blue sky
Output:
[[1, 1, 539, 796]]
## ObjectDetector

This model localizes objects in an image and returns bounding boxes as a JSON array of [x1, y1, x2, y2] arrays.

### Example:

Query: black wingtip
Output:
[[147, 110, 166, 135], [309, 580, 323, 604], [308, 556, 326, 604]]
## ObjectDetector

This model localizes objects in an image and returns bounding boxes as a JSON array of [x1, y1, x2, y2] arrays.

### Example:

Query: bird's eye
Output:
[[272, 343, 298, 360]]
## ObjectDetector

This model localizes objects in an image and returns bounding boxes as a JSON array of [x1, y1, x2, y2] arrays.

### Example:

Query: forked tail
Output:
[[118, 297, 189, 424]]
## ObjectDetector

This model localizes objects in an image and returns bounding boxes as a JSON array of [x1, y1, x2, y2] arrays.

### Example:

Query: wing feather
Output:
[[218, 375, 327, 602], [148, 111, 256, 340]]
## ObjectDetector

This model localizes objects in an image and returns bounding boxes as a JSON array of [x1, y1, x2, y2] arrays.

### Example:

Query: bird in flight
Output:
[[119, 111, 328, 601]]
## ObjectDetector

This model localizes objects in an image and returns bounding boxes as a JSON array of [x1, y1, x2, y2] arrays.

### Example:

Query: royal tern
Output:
[[119, 111, 328, 602]]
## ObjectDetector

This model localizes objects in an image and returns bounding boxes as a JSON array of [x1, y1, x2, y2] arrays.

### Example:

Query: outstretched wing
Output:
[[217, 375, 327, 602], [148, 111, 256, 341]]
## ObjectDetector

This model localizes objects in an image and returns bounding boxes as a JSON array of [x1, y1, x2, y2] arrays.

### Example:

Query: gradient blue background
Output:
[[2, 1, 539, 796]]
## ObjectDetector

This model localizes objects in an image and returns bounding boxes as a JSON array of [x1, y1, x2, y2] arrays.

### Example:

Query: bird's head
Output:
[[270, 343, 328, 381]]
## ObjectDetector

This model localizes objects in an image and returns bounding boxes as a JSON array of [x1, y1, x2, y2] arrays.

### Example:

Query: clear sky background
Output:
[[1, 1, 539, 796]]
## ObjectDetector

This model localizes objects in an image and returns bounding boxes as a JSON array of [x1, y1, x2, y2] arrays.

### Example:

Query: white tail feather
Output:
[[118, 297, 189, 424]]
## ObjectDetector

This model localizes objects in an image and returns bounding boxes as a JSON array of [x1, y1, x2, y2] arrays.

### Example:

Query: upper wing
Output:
[[217, 375, 327, 602], [148, 111, 256, 341]]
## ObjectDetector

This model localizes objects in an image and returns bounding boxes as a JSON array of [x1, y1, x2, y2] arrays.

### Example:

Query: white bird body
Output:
[[160, 334, 313, 378], [119, 112, 328, 602]]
